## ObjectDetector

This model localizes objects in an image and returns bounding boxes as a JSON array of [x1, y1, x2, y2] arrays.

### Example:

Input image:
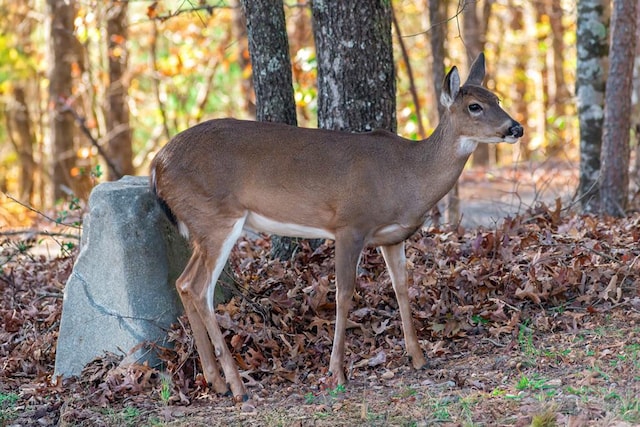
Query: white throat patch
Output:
[[457, 137, 479, 156]]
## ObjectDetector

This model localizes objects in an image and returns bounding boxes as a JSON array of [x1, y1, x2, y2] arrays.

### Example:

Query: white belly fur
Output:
[[244, 211, 335, 240]]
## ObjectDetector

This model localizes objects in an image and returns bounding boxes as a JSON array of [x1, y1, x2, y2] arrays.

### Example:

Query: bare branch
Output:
[[0, 229, 80, 240], [58, 99, 123, 179], [149, 21, 171, 143], [3, 192, 82, 229], [403, 0, 472, 38], [148, 0, 231, 23], [391, 7, 426, 139]]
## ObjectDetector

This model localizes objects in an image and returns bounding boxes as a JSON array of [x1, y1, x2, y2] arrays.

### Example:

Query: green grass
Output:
[[589, 365, 611, 381], [515, 374, 551, 392], [0, 393, 19, 407], [122, 406, 141, 422], [159, 373, 172, 404], [618, 396, 640, 423], [518, 322, 539, 366], [430, 399, 452, 422], [490, 387, 508, 397], [565, 385, 590, 396], [542, 348, 571, 359], [394, 386, 418, 399], [328, 383, 346, 398], [100, 406, 142, 427], [458, 395, 479, 424], [0, 392, 20, 425], [530, 407, 558, 427], [302, 383, 348, 408]]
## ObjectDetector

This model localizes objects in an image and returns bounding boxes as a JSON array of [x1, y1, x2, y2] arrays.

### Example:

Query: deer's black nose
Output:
[[509, 122, 524, 138]]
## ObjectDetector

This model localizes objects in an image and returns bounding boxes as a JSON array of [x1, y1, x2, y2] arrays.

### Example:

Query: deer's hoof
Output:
[[234, 393, 249, 403], [408, 354, 428, 370]]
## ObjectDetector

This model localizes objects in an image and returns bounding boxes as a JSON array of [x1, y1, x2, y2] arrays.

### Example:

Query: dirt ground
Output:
[[2, 162, 640, 426], [67, 311, 640, 426], [6, 308, 640, 426]]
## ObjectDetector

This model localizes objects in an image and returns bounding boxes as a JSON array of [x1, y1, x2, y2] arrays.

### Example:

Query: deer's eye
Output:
[[468, 103, 483, 113]]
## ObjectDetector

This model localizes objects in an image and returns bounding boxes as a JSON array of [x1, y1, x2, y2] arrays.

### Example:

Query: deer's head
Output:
[[440, 53, 524, 155]]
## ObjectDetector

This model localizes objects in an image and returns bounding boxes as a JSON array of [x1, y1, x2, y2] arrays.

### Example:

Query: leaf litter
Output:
[[1, 203, 640, 425]]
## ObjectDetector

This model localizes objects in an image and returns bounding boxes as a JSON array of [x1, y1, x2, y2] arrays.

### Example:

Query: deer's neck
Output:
[[424, 117, 474, 168], [415, 117, 474, 205]]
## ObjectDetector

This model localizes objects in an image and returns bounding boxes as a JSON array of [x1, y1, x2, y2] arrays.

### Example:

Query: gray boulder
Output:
[[54, 175, 189, 378]]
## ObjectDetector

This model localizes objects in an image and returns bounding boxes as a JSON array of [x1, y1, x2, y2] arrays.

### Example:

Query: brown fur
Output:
[[150, 53, 523, 401]]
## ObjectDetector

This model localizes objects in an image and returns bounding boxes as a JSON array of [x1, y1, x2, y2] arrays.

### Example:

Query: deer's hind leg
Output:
[[176, 248, 228, 394], [177, 216, 248, 401]]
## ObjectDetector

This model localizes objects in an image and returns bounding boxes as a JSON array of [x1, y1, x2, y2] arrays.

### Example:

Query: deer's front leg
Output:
[[328, 233, 364, 385], [380, 242, 427, 369]]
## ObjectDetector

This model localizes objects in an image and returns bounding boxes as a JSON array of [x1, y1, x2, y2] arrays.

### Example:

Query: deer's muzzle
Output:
[[509, 122, 524, 139]]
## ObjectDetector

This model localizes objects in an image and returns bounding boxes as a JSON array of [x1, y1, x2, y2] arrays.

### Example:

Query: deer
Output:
[[150, 53, 523, 402]]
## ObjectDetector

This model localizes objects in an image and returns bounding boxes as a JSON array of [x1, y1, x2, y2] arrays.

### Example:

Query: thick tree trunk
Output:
[[47, 0, 77, 203], [306, 0, 395, 253], [576, 0, 609, 213], [242, 0, 297, 126], [600, 0, 637, 216], [241, 0, 299, 260], [311, 1, 396, 133], [106, 0, 132, 180]]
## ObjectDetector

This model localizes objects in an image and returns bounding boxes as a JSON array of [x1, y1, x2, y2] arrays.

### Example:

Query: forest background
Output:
[[2, 1, 640, 425], [2, 0, 637, 223]]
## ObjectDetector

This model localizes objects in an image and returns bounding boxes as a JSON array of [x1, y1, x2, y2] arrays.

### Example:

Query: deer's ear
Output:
[[465, 52, 486, 86], [441, 66, 461, 109]]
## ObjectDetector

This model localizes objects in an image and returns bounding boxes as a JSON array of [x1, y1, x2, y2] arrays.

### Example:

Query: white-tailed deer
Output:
[[150, 53, 523, 401]]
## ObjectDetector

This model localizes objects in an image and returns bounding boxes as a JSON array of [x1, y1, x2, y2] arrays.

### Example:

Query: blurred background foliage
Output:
[[0, 0, 605, 216]]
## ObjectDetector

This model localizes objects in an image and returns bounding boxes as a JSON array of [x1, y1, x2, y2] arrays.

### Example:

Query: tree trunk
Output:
[[510, 6, 531, 160], [231, 0, 256, 118], [633, 0, 640, 185], [428, 0, 447, 121], [5, 86, 37, 204], [4, 2, 37, 204], [241, 0, 299, 260], [47, 0, 78, 203], [533, 0, 551, 149], [428, 0, 447, 225], [576, 0, 609, 213], [548, 0, 571, 115], [464, 0, 493, 167], [311, 1, 396, 133], [289, 6, 313, 125], [307, 0, 394, 252], [106, 0, 132, 180], [600, 0, 637, 216], [242, 0, 297, 126]]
